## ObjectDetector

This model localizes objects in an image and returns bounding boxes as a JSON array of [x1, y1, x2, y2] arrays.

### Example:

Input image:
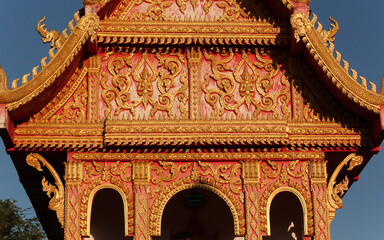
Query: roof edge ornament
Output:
[[293, 0, 310, 4], [291, 11, 384, 113], [36, 17, 64, 48], [83, 0, 110, 8], [380, 75, 384, 95], [0, 13, 100, 112]]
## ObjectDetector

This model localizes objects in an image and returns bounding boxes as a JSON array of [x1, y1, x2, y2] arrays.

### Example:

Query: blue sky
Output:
[[0, 0, 383, 239]]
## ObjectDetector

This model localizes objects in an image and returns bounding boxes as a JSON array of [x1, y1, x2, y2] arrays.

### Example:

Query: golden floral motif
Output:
[[50, 79, 87, 123], [151, 161, 243, 200], [101, 49, 188, 119], [260, 160, 280, 188], [126, 0, 248, 21], [83, 161, 133, 184], [199, 161, 243, 201], [150, 161, 191, 197], [202, 48, 289, 119]]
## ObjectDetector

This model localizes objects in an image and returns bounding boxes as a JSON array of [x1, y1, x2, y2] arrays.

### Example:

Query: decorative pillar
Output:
[[64, 155, 83, 240], [186, 47, 202, 120], [87, 55, 100, 123], [309, 160, 330, 240], [133, 161, 151, 240], [241, 160, 261, 240]]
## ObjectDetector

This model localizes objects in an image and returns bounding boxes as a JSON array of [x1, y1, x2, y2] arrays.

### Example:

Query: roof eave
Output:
[[290, 12, 384, 117], [0, 13, 100, 121]]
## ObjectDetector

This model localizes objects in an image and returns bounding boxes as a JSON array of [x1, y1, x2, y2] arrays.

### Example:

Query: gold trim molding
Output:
[[72, 151, 325, 162]]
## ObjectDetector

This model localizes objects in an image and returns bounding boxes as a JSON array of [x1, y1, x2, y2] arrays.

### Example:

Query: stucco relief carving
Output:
[[259, 160, 313, 236], [32, 66, 88, 123], [101, 48, 188, 120], [114, 0, 249, 21], [149, 161, 245, 236], [202, 48, 290, 120], [80, 161, 134, 236]]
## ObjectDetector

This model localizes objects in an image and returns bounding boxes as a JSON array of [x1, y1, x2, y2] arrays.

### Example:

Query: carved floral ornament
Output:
[[70, 156, 320, 238], [149, 161, 245, 236], [101, 49, 188, 119], [99, 47, 291, 121]]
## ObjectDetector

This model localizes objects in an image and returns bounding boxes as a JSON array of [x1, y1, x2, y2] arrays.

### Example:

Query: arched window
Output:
[[89, 188, 131, 240], [153, 188, 235, 240], [266, 191, 304, 240]]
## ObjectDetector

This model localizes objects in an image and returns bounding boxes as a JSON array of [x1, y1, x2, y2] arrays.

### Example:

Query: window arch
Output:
[[266, 188, 307, 239], [151, 182, 242, 236], [154, 188, 235, 240], [86, 185, 130, 238]]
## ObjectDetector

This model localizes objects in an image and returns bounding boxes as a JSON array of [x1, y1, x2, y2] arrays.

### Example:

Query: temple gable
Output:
[[0, 1, 383, 239]]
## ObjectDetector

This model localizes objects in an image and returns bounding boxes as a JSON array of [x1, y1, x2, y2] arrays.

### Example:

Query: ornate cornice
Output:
[[0, 13, 100, 112], [72, 151, 324, 161], [97, 20, 290, 46], [291, 12, 384, 114], [11, 120, 370, 149]]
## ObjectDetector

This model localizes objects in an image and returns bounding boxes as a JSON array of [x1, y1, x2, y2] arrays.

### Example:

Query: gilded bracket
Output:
[[327, 153, 363, 222], [26, 153, 65, 227]]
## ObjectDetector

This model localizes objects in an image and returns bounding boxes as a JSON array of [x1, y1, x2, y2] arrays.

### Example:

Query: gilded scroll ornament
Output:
[[126, 0, 248, 21], [290, 12, 311, 42], [26, 153, 64, 226], [202, 48, 289, 119], [151, 161, 191, 197], [77, 13, 100, 43], [199, 161, 243, 201], [151, 161, 243, 200], [101, 49, 188, 119]]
